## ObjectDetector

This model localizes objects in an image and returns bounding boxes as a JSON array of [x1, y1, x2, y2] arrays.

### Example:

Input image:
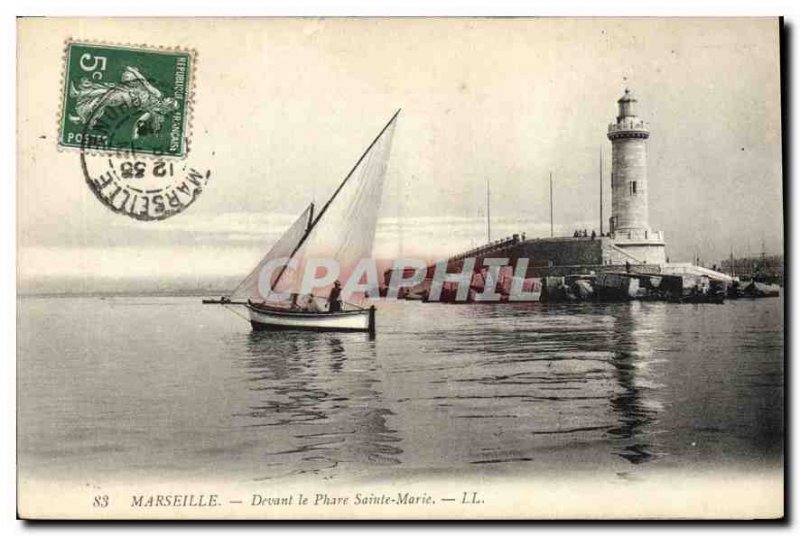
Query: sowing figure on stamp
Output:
[[68, 66, 178, 139]]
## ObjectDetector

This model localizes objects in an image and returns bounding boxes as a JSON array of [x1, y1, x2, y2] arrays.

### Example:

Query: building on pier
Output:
[[383, 89, 730, 292], [604, 88, 666, 265], [430, 88, 668, 277]]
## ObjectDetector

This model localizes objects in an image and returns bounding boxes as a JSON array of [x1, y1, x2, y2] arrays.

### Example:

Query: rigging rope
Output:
[[222, 304, 250, 322]]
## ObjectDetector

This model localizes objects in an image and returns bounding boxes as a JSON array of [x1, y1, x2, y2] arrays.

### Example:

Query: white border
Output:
[[6, 2, 797, 535]]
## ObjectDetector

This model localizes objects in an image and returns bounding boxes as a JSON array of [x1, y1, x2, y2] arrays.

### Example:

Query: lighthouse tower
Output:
[[604, 89, 666, 265], [608, 88, 650, 236]]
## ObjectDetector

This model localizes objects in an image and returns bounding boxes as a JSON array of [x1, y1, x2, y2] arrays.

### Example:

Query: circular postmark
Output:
[[78, 85, 211, 221], [62, 42, 210, 221]]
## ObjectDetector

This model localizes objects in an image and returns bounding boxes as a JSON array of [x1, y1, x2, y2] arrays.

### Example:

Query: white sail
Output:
[[233, 111, 398, 306], [276, 114, 398, 301], [230, 204, 313, 301]]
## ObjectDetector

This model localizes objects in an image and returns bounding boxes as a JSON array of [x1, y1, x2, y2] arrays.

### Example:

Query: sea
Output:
[[17, 295, 784, 486]]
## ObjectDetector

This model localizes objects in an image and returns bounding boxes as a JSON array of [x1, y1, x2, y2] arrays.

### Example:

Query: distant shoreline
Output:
[[17, 289, 230, 299], [17, 274, 243, 299]]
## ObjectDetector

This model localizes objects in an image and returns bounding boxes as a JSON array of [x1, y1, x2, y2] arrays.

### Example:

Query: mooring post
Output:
[[368, 305, 376, 338]]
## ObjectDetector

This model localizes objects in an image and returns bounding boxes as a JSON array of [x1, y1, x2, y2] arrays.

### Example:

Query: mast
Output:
[[599, 149, 604, 235], [310, 109, 401, 229], [398, 177, 407, 258], [486, 178, 491, 243], [549, 171, 554, 238], [271, 109, 401, 292]]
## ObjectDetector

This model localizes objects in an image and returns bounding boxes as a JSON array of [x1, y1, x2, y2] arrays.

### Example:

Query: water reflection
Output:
[[373, 302, 625, 469], [16, 296, 783, 485], [608, 302, 666, 464], [328, 337, 345, 372], [237, 331, 402, 480]]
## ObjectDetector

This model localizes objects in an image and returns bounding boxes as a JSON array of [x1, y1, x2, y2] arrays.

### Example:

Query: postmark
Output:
[[81, 156, 211, 221], [61, 41, 210, 221], [60, 41, 194, 158]]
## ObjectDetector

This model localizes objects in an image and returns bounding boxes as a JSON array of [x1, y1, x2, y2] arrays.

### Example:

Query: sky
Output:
[[17, 18, 783, 290]]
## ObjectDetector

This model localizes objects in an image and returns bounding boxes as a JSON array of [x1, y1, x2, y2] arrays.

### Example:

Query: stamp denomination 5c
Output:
[[59, 41, 194, 158]]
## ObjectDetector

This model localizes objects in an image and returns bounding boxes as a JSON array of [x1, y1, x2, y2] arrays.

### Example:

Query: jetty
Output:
[[381, 89, 781, 304]]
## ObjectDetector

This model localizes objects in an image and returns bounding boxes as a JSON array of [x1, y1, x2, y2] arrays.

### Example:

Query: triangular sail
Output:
[[230, 204, 313, 301], [277, 116, 397, 301], [234, 111, 399, 305]]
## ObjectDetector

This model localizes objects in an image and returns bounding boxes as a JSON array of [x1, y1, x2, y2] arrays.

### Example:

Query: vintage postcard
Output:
[[16, 17, 784, 519]]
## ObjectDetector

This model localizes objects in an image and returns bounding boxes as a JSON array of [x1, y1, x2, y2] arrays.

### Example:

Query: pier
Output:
[[382, 89, 778, 304]]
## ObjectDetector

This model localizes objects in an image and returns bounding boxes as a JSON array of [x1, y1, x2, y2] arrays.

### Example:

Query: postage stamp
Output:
[[59, 41, 194, 158], [58, 41, 209, 221]]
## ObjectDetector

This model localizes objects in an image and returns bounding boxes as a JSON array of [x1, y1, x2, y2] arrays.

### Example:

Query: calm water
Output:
[[18, 296, 783, 484]]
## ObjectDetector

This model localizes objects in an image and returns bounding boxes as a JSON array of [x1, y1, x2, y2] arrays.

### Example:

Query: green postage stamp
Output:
[[59, 41, 194, 158]]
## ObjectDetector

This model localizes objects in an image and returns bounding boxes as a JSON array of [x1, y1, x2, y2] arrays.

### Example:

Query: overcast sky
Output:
[[18, 18, 782, 285]]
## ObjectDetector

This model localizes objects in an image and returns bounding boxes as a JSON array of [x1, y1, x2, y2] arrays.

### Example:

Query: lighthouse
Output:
[[608, 88, 650, 236], [604, 89, 666, 265]]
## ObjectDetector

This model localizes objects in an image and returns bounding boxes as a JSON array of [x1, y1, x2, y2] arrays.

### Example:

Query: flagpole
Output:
[[486, 178, 491, 243], [549, 171, 554, 238], [599, 149, 604, 235]]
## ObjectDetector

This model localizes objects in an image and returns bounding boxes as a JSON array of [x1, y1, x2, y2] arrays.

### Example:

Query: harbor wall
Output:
[[384, 236, 668, 288], [506, 237, 603, 267], [602, 236, 667, 265], [424, 236, 664, 277], [519, 263, 663, 279]]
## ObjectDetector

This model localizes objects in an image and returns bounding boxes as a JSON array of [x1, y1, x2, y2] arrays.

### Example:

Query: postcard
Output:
[[16, 17, 784, 519]]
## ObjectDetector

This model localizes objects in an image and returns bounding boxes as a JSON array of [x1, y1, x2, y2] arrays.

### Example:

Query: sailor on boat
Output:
[[328, 281, 343, 313], [303, 295, 321, 312]]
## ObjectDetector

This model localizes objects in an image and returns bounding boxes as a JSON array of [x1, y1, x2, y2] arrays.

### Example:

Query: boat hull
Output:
[[248, 304, 374, 332], [743, 281, 781, 298]]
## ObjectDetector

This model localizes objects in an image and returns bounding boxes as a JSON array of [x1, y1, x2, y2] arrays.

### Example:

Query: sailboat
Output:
[[203, 110, 400, 333]]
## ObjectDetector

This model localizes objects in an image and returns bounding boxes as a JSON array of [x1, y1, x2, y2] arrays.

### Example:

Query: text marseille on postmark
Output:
[[59, 41, 193, 158]]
